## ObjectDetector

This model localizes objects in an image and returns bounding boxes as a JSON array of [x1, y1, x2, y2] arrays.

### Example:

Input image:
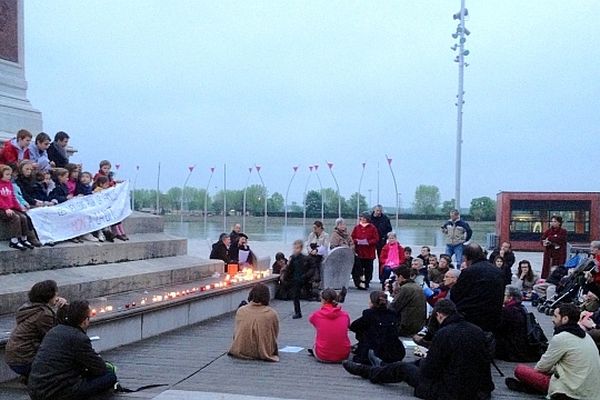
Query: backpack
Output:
[[525, 311, 548, 358]]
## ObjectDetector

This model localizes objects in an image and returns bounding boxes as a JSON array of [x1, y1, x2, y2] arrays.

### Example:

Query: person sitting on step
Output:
[[0, 164, 37, 251]]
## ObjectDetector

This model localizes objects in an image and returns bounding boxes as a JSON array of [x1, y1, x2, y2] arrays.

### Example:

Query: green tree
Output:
[[321, 188, 347, 215], [469, 196, 496, 221], [305, 190, 322, 216], [441, 199, 456, 215], [212, 190, 243, 214], [166, 187, 182, 211], [289, 201, 303, 213], [413, 185, 441, 215], [268, 192, 284, 212], [346, 192, 368, 215], [245, 184, 267, 214]]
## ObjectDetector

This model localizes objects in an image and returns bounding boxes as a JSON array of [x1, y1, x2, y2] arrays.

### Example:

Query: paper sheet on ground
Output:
[[279, 346, 304, 353]]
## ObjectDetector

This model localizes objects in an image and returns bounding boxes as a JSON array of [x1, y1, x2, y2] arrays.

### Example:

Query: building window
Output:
[[509, 200, 591, 242]]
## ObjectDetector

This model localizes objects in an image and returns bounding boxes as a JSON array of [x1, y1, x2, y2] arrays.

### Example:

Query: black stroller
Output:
[[537, 253, 596, 316]]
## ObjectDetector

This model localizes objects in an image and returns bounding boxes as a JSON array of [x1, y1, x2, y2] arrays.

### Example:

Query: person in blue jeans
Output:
[[441, 209, 472, 266], [28, 301, 118, 400]]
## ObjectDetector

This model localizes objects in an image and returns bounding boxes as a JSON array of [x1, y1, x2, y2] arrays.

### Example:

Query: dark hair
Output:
[[321, 288, 338, 305], [360, 212, 371, 222], [313, 220, 323, 229], [99, 159, 111, 168], [463, 243, 486, 263], [396, 265, 412, 280], [28, 280, 58, 304], [370, 291, 388, 309], [440, 254, 453, 268], [432, 299, 457, 317], [63, 300, 90, 327], [421, 246, 430, 252], [16, 129, 32, 140], [404, 246, 412, 254], [80, 171, 92, 180], [248, 283, 270, 306], [53, 167, 69, 180], [35, 132, 51, 144], [65, 163, 79, 175], [92, 175, 109, 189], [518, 260, 534, 282], [218, 233, 229, 242], [450, 209, 460, 215], [275, 252, 286, 261], [494, 255, 505, 265], [557, 303, 580, 324], [551, 215, 563, 226], [54, 131, 70, 142]]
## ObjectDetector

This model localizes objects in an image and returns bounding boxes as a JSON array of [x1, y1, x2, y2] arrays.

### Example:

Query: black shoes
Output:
[[342, 360, 371, 379], [292, 313, 302, 319], [21, 240, 35, 249], [9, 241, 27, 251], [307, 349, 315, 357], [339, 287, 348, 303]]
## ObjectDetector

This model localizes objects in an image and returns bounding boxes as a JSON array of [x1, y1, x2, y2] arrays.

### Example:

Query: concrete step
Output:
[[0, 211, 164, 240], [0, 255, 225, 314], [0, 233, 187, 274]]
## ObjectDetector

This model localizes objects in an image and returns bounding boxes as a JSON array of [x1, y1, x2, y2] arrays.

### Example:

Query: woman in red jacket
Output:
[[541, 215, 567, 279], [351, 213, 380, 290], [308, 289, 351, 363]]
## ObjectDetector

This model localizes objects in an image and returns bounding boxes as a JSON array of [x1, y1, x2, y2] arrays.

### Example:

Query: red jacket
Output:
[[379, 242, 406, 269], [351, 223, 379, 260], [0, 180, 23, 210], [93, 170, 116, 187], [0, 139, 30, 166], [308, 304, 351, 362]]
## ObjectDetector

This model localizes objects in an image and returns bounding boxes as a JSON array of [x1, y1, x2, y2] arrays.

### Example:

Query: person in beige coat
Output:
[[229, 284, 280, 362]]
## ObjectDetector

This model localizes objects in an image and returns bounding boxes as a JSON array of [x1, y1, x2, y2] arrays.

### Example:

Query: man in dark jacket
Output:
[[390, 266, 427, 336], [450, 243, 505, 333], [488, 241, 516, 269], [28, 300, 117, 400], [46, 131, 70, 168], [371, 205, 393, 258], [210, 233, 231, 266], [343, 299, 494, 400]]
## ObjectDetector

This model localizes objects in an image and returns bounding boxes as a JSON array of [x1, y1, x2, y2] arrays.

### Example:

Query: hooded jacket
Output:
[[536, 323, 600, 400], [228, 302, 279, 362], [390, 280, 427, 336], [0, 138, 30, 165], [5, 303, 57, 366], [0, 179, 22, 210], [350, 307, 406, 364], [309, 304, 351, 362], [28, 143, 52, 172]]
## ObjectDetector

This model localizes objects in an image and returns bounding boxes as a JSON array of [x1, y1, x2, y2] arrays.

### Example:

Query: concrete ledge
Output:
[[0, 255, 224, 314], [0, 233, 187, 274]]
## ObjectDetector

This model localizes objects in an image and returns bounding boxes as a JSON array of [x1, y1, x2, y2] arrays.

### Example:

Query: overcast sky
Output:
[[23, 1, 600, 208]]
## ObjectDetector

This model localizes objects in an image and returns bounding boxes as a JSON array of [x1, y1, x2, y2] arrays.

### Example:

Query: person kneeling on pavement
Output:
[[343, 299, 494, 400], [28, 300, 118, 400]]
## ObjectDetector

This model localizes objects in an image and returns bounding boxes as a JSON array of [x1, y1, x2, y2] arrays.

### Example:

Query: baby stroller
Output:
[[537, 253, 596, 316]]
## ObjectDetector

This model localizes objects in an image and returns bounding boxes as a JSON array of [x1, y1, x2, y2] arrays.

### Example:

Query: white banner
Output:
[[28, 181, 132, 244]]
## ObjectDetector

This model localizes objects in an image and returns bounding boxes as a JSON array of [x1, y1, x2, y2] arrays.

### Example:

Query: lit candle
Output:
[[140, 299, 146, 305], [106, 305, 113, 312], [131, 302, 136, 307], [100, 308, 106, 313], [91, 309, 97, 316], [205, 284, 211, 291]]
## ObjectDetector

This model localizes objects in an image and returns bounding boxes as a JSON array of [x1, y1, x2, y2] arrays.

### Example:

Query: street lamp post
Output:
[[314, 164, 324, 220], [357, 162, 366, 223], [204, 167, 215, 237], [255, 165, 267, 234], [155, 162, 161, 215], [303, 166, 314, 230], [242, 167, 253, 232], [385, 155, 399, 230], [284, 166, 298, 243], [327, 162, 341, 218], [180, 165, 195, 224], [223, 163, 227, 232], [451, 0, 470, 211]]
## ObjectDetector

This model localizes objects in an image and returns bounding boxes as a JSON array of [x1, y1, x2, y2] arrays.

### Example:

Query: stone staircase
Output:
[[0, 212, 279, 383]]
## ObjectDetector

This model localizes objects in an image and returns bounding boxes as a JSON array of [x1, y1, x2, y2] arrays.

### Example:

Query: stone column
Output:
[[0, 0, 43, 141]]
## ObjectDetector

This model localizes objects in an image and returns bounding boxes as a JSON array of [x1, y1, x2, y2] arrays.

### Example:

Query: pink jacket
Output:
[[0, 180, 22, 210], [309, 304, 351, 362]]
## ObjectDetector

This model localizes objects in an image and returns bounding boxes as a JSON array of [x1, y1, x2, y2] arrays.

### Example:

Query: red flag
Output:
[[327, 162, 334, 169], [293, 166, 298, 172]]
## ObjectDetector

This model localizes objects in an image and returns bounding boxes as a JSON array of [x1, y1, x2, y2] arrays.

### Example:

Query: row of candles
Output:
[[90, 268, 271, 317]]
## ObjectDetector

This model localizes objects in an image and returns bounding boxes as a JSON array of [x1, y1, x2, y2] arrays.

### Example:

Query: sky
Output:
[[22, 0, 600, 209]]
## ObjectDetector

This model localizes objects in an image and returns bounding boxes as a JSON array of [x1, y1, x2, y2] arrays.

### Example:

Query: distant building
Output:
[[496, 192, 600, 251]]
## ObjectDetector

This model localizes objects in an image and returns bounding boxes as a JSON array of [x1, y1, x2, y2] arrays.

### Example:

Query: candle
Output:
[[106, 305, 113, 312], [140, 299, 146, 305], [91, 309, 97, 316], [125, 304, 130, 309], [205, 285, 211, 291], [100, 308, 106, 313], [131, 302, 136, 307]]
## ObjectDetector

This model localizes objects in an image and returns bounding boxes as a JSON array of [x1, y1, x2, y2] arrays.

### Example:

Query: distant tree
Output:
[[268, 192, 284, 213], [245, 184, 267, 214], [166, 187, 183, 211], [346, 192, 368, 216], [305, 190, 322, 216], [413, 185, 441, 215], [212, 190, 243, 213], [321, 188, 347, 215], [469, 196, 496, 221], [289, 201, 303, 213], [441, 199, 456, 215]]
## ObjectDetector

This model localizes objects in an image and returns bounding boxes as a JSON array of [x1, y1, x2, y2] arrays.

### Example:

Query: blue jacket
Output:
[[442, 218, 472, 245]]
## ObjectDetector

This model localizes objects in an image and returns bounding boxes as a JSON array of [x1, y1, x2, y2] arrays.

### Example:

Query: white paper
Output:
[[279, 346, 305, 353], [402, 340, 417, 347]]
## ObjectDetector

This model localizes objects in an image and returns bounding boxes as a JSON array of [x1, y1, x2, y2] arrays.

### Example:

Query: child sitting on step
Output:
[[93, 176, 128, 241], [0, 164, 36, 251]]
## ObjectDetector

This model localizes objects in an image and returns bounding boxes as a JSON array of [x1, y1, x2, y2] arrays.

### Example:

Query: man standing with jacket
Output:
[[371, 205, 392, 259], [343, 300, 494, 400], [441, 209, 472, 265], [505, 303, 600, 399], [28, 300, 117, 400]]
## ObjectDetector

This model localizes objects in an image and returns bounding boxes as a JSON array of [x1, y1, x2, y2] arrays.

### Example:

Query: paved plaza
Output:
[[0, 284, 550, 400]]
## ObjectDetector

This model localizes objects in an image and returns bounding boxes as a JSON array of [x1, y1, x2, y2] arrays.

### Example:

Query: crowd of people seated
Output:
[[0, 129, 128, 249]]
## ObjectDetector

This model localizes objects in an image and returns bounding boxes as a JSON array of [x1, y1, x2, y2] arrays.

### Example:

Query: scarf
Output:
[[554, 322, 586, 338]]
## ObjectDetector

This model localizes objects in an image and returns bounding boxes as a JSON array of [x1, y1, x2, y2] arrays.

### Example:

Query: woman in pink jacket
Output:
[[308, 289, 351, 363]]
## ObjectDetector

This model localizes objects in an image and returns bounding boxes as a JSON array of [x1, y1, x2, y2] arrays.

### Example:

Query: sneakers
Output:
[[82, 233, 99, 242], [97, 231, 106, 242], [342, 360, 371, 379], [9, 241, 27, 251], [20, 240, 35, 249]]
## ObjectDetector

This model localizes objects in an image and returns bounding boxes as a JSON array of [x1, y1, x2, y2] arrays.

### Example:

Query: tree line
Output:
[[132, 183, 495, 220]]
